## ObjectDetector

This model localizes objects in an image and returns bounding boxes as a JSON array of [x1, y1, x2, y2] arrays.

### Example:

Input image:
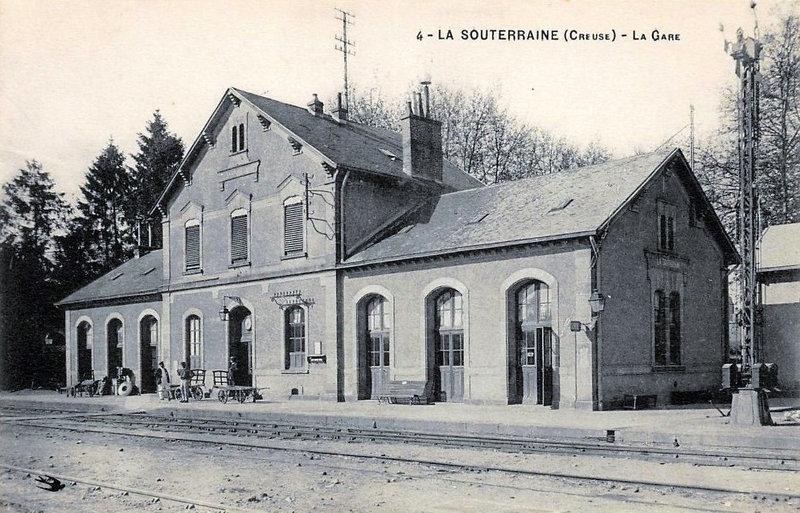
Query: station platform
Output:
[[2, 390, 799, 453]]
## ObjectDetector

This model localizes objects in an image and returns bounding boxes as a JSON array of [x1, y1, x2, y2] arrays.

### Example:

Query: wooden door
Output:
[[438, 331, 464, 402], [521, 327, 552, 405], [369, 332, 390, 398]]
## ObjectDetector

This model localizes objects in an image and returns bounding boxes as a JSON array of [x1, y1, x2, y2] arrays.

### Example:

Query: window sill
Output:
[[184, 268, 203, 275], [281, 368, 309, 375], [229, 149, 248, 157], [281, 251, 307, 261], [229, 261, 251, 269], [651, 365, 685, 373]]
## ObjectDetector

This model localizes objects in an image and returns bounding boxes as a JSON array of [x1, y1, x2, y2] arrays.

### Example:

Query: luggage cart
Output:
[[211, 370, 265, 403], [173, 369, 206, 401]]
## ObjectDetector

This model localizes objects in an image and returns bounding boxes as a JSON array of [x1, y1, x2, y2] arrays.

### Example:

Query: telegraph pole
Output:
[[723, 5, 774, 425], [689, 105, 695, 170], [334, 8, 355, 111]]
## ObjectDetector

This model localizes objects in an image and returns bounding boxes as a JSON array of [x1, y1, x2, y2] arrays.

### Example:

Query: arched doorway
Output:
[[359, 295, 390, 399], [107, 318, 123, 375], [512, 281, 553, 405], [139, 315, 158, 393], [431, 289, 464, 402], [77, 321, 92, 381], [228, 306, 252, 386]]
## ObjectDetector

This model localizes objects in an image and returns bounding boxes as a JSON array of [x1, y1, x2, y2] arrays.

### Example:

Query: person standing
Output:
[[156, 361, 170, 401], [177, 362, 192, 403]]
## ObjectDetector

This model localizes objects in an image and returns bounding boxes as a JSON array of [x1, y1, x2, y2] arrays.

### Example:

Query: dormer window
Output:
[[231, 122, 245, 153]]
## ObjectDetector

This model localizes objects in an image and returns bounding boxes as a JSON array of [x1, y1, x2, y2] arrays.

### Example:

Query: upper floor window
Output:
[[231, 122, 245, 153], [230, 208, 248, 265], [653, 290, 681, 367], [285, 306, 306, 370], [657, 201, 676, 252], [184, 219, 201, 272], [283, 197, 305, 256]]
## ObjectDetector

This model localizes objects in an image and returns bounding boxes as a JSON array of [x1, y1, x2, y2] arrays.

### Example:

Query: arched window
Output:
[[230, 208, 248, 264], [668, 292, 681, 366], [367, 296, 390, 367], [653, 290, 667, 366], [285, 306, 305, 370], [184, 219, 201, 272], [185, 315, 202, 368]]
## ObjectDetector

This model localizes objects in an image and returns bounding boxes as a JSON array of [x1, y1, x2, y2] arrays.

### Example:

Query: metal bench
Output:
[[378, 380, 431, 405]]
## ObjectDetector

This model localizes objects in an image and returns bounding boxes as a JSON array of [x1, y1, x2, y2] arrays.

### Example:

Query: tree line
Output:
[[0, 112, 183, 390]]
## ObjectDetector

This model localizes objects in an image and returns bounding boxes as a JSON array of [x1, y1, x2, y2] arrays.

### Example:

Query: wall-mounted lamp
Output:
[[218, 295, 242, 321], [588, 290, 606, 314]]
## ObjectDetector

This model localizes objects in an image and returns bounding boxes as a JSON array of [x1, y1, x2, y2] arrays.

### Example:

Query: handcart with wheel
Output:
[[172, 368, 206, 401], [211, 370, 266, 403]]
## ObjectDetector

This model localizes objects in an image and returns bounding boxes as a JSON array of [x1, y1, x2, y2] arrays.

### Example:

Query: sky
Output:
[[0, 0, 796, 203]]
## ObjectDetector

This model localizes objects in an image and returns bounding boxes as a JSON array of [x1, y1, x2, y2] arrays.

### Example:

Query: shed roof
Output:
[[56, 250, 162, 307], [346, 149, 737, 265], [759, 222, 800, 272]]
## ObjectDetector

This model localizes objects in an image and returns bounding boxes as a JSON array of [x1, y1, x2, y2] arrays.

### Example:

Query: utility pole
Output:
[[723, 5, 774, 425], [334, 8, 355, 111]]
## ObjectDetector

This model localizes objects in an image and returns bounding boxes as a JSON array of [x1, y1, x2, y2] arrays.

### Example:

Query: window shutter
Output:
[[231, 214, 248, 263], [185, 225, 200, 271], [284, 203, 304, 254]]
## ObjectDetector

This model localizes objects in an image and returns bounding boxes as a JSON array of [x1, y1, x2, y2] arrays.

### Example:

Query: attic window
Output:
[[398, 224, 416, 234], [549, 198, 573, 212], [379, 148, 400, 161], [110, 272, 124, 281], [467, 213, 489, 224], [141, 267, 156, 276]]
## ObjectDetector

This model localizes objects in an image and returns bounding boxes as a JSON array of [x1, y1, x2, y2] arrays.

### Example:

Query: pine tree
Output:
[[127, 111, 184, 244], [74, 140, 133, 274], [0, 161, 68, 390]]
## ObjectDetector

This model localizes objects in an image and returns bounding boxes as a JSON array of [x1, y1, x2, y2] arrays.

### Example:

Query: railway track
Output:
[[6, 409, 798, 472], [3, 407, 799, 502]]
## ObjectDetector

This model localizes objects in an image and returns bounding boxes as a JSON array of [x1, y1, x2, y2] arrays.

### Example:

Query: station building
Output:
[[58, 86, 738, 409], [757, 222, 800, 394]]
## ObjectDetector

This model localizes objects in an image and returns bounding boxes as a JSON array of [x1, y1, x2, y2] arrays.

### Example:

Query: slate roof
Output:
[[234, 88, 481, 191], [346, 149, 733, 265], [759, 222, 800, 271], [56, 250, 162, 307]]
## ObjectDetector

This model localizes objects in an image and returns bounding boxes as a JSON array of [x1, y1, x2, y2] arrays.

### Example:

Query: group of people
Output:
[[154, 361, 194, 403]]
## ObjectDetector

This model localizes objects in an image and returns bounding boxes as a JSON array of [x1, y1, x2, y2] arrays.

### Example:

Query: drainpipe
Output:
[[589, 234, 602, 410], [335, 167, 351, 401]]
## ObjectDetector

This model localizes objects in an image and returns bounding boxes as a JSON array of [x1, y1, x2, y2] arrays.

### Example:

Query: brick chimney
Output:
[[307, 93, 324, 116], [402, 82, 443, 183], [332, 92, 348, 124]]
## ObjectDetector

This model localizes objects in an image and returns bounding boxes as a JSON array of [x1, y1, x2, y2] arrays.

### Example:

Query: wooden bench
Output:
[[378, 380, 431, 405]]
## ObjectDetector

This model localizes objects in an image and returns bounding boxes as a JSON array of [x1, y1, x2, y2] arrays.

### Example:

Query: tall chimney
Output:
[[402, 83, 443, 183], [332, 92, 348, 123], [307, 93, 324, 116]]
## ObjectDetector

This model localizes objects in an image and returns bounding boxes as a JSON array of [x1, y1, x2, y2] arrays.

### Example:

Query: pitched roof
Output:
[[234, 89, 480, 191], [345, 149, 737, 265], [151, 88, 481, 216], [56, 250, 162, 307], [759, 222, 800, 271]]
